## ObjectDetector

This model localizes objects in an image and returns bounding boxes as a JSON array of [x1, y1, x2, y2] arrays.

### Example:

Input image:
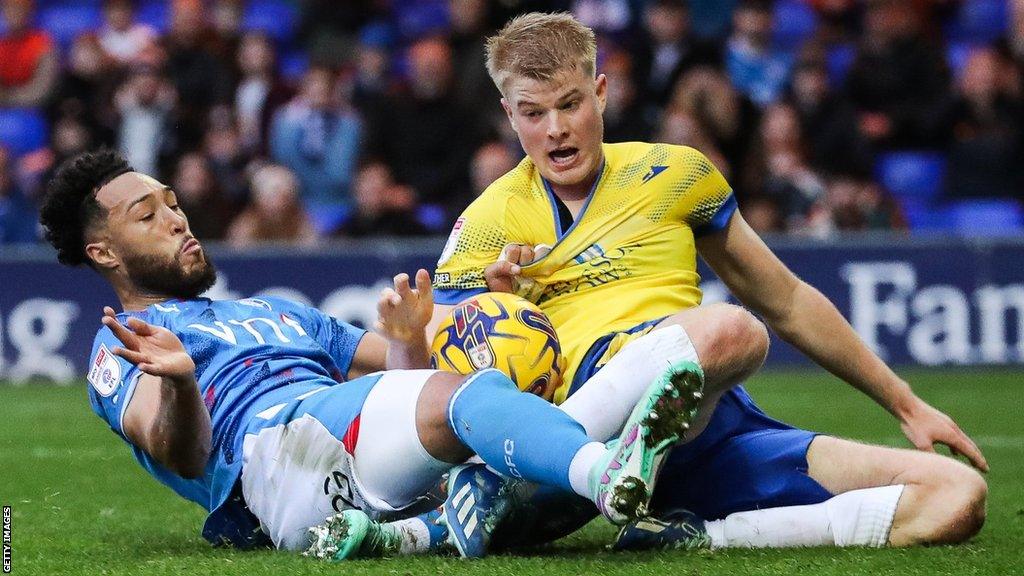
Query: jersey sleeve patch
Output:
[[88, 343, 122, 397], [437, 217, 465, 268]]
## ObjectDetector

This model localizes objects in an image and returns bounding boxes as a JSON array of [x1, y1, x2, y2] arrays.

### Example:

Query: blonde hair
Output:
[[485, 12, 597, 94]]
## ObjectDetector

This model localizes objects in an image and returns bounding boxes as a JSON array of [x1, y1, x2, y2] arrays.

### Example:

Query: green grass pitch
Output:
[[1, 369, 1021, 575]]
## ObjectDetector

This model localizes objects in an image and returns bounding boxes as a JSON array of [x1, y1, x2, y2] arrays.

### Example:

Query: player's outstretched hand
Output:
[[900, 398, 989, 472], [376, 269, 433, 342], [101, 306, 196, 383]]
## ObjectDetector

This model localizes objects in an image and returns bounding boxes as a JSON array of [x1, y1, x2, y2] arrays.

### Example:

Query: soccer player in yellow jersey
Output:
[[426, 12, 988, 551]]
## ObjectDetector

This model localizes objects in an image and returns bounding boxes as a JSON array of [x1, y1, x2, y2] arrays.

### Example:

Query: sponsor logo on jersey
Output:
[[436, 218, 465, 269], [641, 165, 668, 185], [87, 344, 121, 397]]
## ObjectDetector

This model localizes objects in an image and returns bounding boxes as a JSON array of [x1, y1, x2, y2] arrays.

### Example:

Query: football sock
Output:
[[385, 510, 448, 555], [446, 369, 600, 494], [560, 325, 699, 441], [704, 485, 905, 548]]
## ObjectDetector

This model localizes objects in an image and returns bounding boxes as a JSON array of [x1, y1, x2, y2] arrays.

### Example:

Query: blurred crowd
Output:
[[1, 0, 1023, 246]]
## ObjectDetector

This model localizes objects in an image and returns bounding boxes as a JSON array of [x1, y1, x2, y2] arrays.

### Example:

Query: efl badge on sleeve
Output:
[[88, 344, 122, 397]]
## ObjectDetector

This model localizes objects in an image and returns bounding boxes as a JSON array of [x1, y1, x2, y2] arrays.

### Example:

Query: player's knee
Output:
[[919, 460, 987, 543], [941, 467, 987, 543], [708, 304, 769, 375]]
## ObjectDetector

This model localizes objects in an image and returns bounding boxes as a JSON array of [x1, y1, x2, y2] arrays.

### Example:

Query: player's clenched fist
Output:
[[101, 306, 196, 383], [376, 268, 434, 342], [485, 243, 551, 293]]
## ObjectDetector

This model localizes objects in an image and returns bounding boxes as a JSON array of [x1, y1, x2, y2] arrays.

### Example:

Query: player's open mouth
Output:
[[548, 147, 579, 168]]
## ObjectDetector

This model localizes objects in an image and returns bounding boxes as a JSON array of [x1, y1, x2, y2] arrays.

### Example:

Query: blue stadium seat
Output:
[[243, 0, 298, 43], [948, 199, 1024, 236], [38, 4, 103, 48], [278, 49, 309, 83], [0, 108, 49, 156], [899, 200, 953, 233], [876, 152, 947, 204], [416, 203, 448, 233], [946, 41, 976, 82], [137, 0, 169, 33], [393, 0, 449, 40], [772, 0, 818, 51], [947, 0, 1007, 44], [825, 43, 855, 89]]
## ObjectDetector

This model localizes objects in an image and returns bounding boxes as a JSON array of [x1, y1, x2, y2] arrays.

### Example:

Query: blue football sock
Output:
[[446, 369, 591, 492]]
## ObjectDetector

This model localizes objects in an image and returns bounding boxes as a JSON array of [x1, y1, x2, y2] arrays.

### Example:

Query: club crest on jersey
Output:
[[88, 344, 121, 397], [641, 165, 668, 185], [437, 217, 465, 268]]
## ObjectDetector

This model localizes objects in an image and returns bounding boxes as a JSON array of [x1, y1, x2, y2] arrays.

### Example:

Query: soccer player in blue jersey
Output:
[[38, 149, 705, 554], [412, 12, 989, 554]]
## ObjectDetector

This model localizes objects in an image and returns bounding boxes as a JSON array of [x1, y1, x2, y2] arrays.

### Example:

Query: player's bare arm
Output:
[[696, 212, 988, 472], [103, 306, 211, 478]]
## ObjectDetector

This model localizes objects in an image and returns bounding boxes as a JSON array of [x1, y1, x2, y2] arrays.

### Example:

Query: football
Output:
[[431, 292, 566, 401]]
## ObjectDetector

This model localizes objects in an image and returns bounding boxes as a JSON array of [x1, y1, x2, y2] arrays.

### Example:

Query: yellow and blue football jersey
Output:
[[433, 142, 736, 403]]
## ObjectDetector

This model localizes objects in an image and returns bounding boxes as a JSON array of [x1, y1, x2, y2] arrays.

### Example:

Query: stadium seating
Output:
[[772, 0, 817, 52], [947, 0, 1007, 44], [876, 152, 947, 205], [0, 108, 49, 157], [948, 199, 1024, 236], [37, 3, 103, 48], [825, 44, 855, 89], [242, 0, 298, 43]]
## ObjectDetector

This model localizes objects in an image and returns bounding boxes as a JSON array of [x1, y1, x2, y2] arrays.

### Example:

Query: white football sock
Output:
[[559, 325, 699, 441], [704, 484, 905, 549], [386, 517, 434, 555], [567, 441, 607, 498]]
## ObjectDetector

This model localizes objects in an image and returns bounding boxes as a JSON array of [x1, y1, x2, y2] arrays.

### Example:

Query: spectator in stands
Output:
[[826, 171, 905, 232], [336, 161, 429, 238], [0, 0, 59, 108], [572, 0, 632, 34], [449, 0, 503, 129], [724, 0, 793, 108], [115, 65, 177, 178], [48, 33, 118, 146], [203, 108, 250, 205], [470, 141, 518, 197], [234, 32, 293, 156], [656, 107, 731, 179], [228, 164, 317, 246], [743, 102, 827, 232], [165, 0, 233, 150], [173, 152, 234, 240], [668, 66, 757, 173], [845, 0, 951, 149], [946, 47, 1024, 200], [787, 53, 871, 177], [634, 0, 720, 114], [0, 146, 38, 244], [363, 37, 484, 219], [602, 48, 652, 143], [270, 66, 361, 214], [99, 0, 157, 66], [352, 22, 397, 110]]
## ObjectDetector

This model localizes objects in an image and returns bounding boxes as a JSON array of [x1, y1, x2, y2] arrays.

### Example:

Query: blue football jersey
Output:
[[86, 296, 372, 545]]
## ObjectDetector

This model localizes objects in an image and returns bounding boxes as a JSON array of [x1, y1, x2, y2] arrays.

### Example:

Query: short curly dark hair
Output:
[[39, 150, 133, 267]]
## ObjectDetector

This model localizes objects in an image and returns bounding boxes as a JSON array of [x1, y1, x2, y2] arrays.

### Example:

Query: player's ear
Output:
[[594, 74, 608, 114], [85, 239, 119, 271], [500, 97, 517, 132]]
